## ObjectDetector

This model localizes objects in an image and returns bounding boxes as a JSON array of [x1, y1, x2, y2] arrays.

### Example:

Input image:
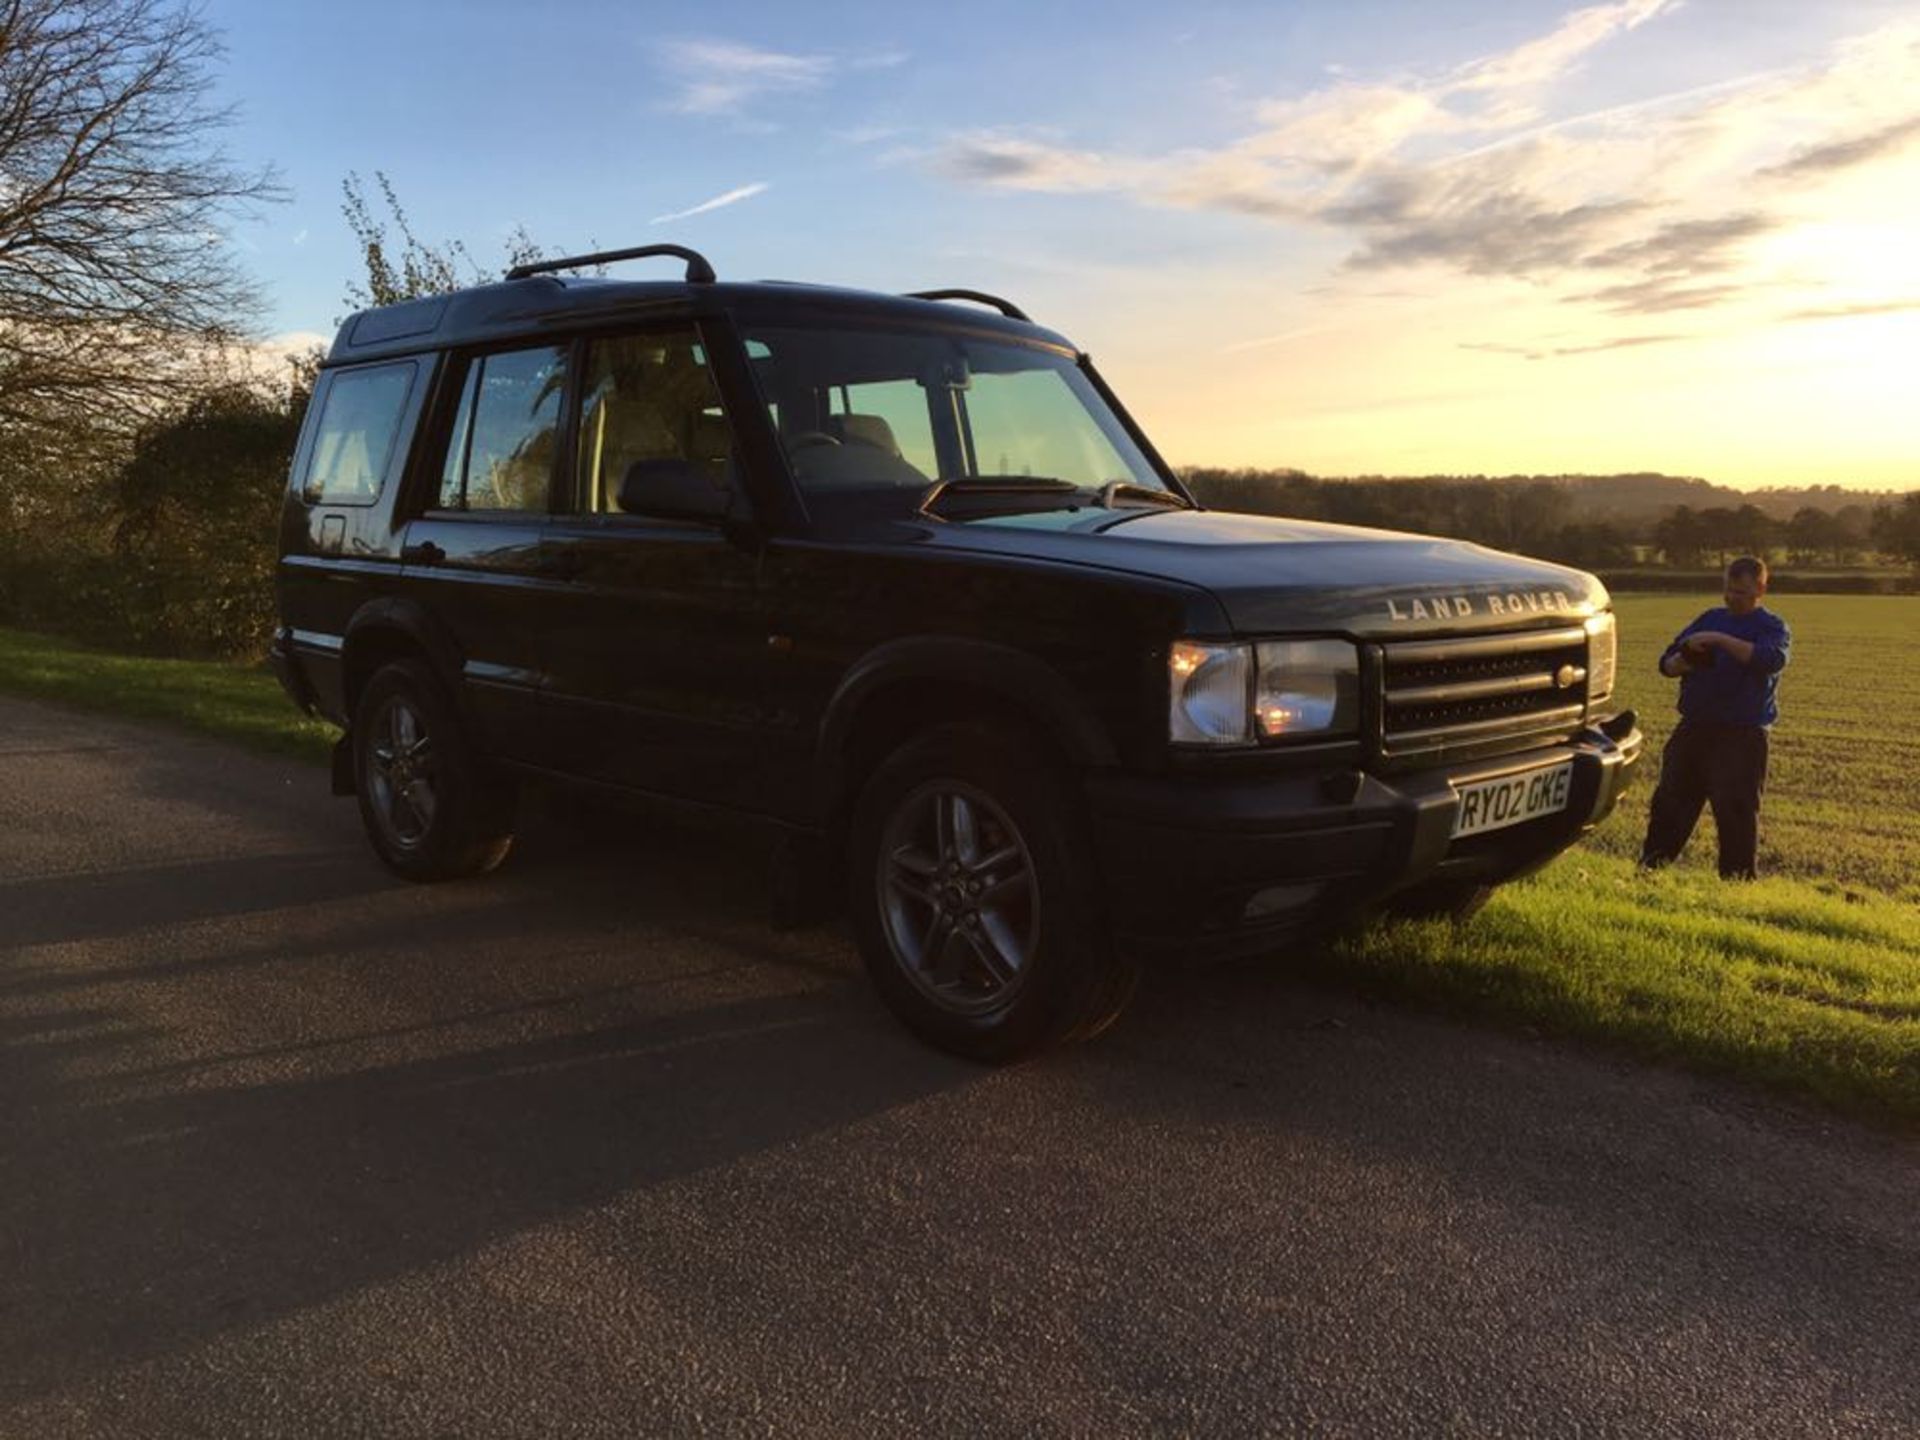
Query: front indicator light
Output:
[[1585, 611, 1618, 704]]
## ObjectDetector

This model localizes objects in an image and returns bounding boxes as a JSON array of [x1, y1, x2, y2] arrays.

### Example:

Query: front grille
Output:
[[1380, 626, 1587, 758]]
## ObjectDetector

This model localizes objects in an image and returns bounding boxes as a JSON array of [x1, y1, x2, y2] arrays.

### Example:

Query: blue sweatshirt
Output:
[[1661, 606, 1791, 727]]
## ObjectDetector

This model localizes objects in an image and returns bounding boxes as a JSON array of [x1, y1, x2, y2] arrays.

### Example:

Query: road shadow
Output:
[[8, 701, 1916, 1426], [1, 726, 983, 1400]]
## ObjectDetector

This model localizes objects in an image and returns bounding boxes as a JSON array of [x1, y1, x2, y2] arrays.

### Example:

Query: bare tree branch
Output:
[[0, 0, 280, 447]]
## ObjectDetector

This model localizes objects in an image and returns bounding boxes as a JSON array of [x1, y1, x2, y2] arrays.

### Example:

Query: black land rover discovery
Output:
[[272, 243, 1643, 1060]]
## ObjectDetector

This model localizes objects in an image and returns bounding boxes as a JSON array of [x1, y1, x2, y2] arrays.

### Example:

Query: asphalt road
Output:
[[2, 694, 1915, 1438]]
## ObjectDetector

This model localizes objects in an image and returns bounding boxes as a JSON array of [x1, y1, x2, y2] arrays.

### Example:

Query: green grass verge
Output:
[[1327, 593, 1920, 1125], [3, 601, 1916, 1123], [1324, 854, 1919, 1124], [0, 626, 334, 763]]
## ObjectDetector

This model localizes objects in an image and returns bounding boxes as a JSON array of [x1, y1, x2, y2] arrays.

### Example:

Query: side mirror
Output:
[[617, 458, 733, 525]]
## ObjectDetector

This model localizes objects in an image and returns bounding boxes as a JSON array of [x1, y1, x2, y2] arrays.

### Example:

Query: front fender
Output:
[[813, 635, 1118, 816]]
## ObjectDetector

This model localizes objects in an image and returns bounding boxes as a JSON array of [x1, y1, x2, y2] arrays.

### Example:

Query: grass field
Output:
[[3, 599, 1917, 1121], [1327, 594, 1920, 1123], [1587, 595, 1920, 901]]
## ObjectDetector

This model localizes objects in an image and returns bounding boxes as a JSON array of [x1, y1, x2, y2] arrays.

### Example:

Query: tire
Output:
[[847, 723, 1135, 1062], [1384, 877, 1494, 923], [351, 659, 515, 882]]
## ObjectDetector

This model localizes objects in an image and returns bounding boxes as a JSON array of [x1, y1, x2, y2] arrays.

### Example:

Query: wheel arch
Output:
[[815, 637, 1117, 832], [340, 599, 467, 726]]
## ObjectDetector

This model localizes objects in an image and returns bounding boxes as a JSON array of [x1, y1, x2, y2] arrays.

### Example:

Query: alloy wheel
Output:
[[366, 696, 437, 849], [876, 780, 1039, 1015]]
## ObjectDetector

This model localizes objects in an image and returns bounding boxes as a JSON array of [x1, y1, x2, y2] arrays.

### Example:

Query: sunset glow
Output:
[[217, 0, 1920, 490]]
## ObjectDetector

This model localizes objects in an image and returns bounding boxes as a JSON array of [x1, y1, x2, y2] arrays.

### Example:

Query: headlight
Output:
[[1254, 639, 1361, 738], [1169, 640, 1253, 745], [1585, 611, 1617, 704], [1170, 637, 1360, 746]]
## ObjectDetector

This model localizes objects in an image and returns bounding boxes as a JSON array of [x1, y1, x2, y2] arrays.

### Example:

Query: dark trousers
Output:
[[1640, 720, 1770, 879]]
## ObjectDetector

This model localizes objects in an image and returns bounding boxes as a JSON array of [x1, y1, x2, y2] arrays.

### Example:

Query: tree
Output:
[[1786, 507, 1837, 566], [105, 372, 309, 653], [1832, 504, 1871, 565], [1732, 503, 1776, 560], [1870, 493, 1920, 570], [340, 171, 561, 312], [0, 0, 278, 441], [1548, 521, 1632, 569], [1653, 505, 1705, 567]]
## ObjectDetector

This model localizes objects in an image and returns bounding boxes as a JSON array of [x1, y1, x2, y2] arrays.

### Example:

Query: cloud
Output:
[[832, 124, 902, 146], [1577, 279, 1747, 315], [232, 331, 333, 383], [934, 134, 1140, 193], [263, 329, 332, 357], [927, 8, 1920, 322], [1760, 113, 1920, 179], [1462, 332, 1688, 360], [1221, 324, 1331, 355], [932, 1, 1688, 264], [656, 40, 832, 117], [1782, 298, 1920, 322], [650, 182, 770, 224], [653, 39, 908, 120], [1446, 0, 1671, 117], [1581, 213, 1775, 275], [1338, 186, 1646, 276]]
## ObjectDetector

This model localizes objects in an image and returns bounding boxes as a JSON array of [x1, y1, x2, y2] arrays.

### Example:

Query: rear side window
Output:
[[435, 345, 567, 512], [302, 362, 418, 504]]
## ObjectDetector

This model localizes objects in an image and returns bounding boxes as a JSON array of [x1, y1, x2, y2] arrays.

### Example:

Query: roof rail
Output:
[[506, 244, 716, 284], [905, 288, 1031, 322]]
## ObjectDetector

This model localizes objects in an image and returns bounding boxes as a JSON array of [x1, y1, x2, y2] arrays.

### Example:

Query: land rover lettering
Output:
[[1386, 588, 1575, 622]]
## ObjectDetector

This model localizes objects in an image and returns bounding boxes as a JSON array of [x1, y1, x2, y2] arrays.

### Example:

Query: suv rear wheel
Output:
[[848, 723, 1135, 1061], [352, 660, 515, 882]]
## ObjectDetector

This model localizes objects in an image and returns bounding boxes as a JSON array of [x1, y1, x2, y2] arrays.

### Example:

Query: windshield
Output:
[[740, 325, 1170, 501]]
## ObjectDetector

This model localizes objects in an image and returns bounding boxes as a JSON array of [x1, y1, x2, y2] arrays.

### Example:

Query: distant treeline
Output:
[[1180, 468, 1920, 574]]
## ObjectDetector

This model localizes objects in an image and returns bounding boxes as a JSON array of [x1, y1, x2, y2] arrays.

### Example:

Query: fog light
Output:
[[1243, 882, 1325, 921]]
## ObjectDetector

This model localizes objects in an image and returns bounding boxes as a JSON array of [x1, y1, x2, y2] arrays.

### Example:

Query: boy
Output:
[[1639, 556, 1791, 879]]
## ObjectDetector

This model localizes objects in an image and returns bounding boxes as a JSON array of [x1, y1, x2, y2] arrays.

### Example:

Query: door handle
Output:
[[401, 540, 445, 564]]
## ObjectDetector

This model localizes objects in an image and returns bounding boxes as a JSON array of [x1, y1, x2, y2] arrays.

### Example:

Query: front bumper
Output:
[[1086, 716, 1642, 956]]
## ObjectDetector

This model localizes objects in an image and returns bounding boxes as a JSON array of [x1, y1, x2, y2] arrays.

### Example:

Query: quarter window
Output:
[[435, 345, 567, 512], [303, 362, 417, 504]]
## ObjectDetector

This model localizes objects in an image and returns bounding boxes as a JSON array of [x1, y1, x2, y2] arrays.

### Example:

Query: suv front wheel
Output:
[[352, 660, 515, 882], [848, 723, 1135, 1061]]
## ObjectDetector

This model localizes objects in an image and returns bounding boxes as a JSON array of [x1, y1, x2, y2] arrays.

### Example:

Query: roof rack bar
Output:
[[905, 288, 1031, 322], [506, 244, 716, 284]]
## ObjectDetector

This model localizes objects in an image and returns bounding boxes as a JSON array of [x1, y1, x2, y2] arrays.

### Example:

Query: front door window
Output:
[[574, 329, 736, 515]]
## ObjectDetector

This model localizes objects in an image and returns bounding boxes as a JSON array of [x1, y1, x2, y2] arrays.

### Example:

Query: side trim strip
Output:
[[463, 659, 543, 689]]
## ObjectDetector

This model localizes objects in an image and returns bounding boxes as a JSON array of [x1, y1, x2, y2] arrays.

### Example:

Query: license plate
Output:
[[1451, 760, 1573, 838]]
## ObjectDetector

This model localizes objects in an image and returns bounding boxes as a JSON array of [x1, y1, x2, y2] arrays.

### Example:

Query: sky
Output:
[[205, 0, 1920, 490]]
